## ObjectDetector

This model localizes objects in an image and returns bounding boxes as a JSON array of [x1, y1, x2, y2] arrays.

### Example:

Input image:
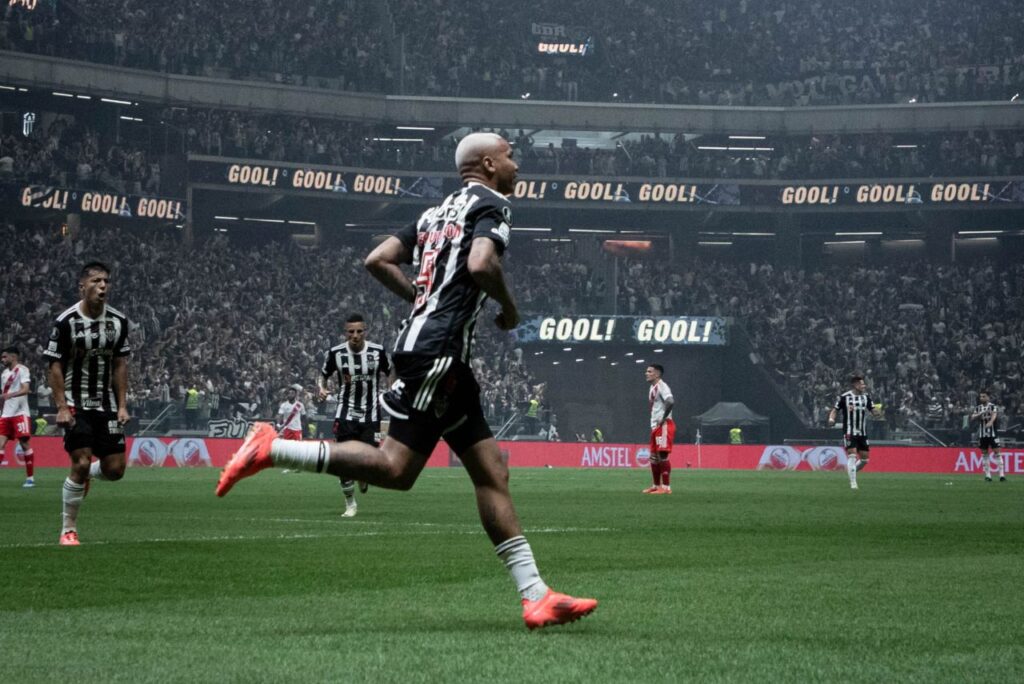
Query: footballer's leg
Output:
[[993, 449, 1006, 481], [658, 450, 672, 493], [456, 435, 597, 629], [216, 422, 431, 496], [845, 448, 859, 489], [856, 449, 869, 472], [643, 453, 661, 493], [60, 446, 93, 545], [18, 436, 35, 487]]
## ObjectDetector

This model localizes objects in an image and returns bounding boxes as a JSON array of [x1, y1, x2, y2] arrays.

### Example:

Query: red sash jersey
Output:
[[649, 379, 675, 453]]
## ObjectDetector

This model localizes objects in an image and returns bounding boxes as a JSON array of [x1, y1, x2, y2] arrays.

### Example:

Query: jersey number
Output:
[[414, 248, 439, 308]]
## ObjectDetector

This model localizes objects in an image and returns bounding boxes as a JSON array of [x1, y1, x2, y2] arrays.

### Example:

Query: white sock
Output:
[[495, 535, 548, 602], [846, 456, 858, 486], [984, 457, 993, 478], [270, 439, 331, 473], [994, 455, 1005, 478], [62, 478, 85, 534], [340, 480, 356, 507], [88, 460, 110, 481]]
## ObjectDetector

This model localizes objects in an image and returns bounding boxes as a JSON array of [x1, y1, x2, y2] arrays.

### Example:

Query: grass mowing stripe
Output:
[[0, 467, 1020, 683]]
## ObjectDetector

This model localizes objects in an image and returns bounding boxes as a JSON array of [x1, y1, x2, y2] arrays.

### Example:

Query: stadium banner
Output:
[[2, 183, 186, 221], [187, 158, 446, 200], [187, 157, 1024, 210], [7, 437, 1021, 476], [512, 315, 728, 346]]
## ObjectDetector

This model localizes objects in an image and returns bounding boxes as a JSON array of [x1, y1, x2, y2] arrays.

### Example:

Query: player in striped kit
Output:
[[217, 133, 596, 629], [970, 391, 1005, 482], [0, 346, 36, 487], [643, 364, 674, 494], [827, 375, 881, 490], [44, 262, 132, 545], [319, 313, 391, 517]]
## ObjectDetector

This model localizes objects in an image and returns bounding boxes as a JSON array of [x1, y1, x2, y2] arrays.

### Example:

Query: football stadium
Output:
[[1, 1, 1023, 680]]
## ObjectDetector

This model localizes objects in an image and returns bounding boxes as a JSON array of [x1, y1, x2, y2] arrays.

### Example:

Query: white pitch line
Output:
[[0, 524, 611, 550]]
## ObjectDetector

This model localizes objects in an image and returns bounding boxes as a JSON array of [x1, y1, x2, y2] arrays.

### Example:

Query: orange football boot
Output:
[[215, 422, 277, 497], [522, 589, 598, 630]]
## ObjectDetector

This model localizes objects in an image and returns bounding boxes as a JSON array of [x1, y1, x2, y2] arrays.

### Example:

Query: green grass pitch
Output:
[[1, 467, 1021, 683]]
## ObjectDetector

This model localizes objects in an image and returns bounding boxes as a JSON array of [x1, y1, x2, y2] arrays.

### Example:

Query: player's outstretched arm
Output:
[[827, 408, 837, 426], [467, 237, 519, 330], [365, 237, 415, 303]]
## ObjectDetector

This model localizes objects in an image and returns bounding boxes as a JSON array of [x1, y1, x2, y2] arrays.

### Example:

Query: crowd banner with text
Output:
[[187, 157, 1024, 210], [6, 438, 1021, 476], [4, 184, 185, 220], [512, 315, 728, 346]]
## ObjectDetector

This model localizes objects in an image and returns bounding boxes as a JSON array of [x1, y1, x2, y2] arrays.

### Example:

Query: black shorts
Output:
[[334, 419, 380, 446], [979, 437, 1000, 450], [64, 410, 126, 457], [844, 435, 870, 453], [381, 354, 492, 456]]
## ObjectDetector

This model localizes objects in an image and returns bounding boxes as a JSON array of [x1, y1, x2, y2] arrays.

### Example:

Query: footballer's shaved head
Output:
[[454, 132, 518, 194], [455, 132, 505, 172]]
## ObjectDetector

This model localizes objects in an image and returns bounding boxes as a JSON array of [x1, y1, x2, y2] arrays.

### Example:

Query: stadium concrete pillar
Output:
[[183, 186, 194, 245], [926, 221, 955, 263], [773, 215, 801, 266], [66, 212, 81, 240]]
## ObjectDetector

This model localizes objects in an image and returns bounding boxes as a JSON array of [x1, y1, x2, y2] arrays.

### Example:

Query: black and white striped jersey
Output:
[[974, 403, 999, 439], [393, 182, 512, 363], [43, 302, 131, 412], [835, 391, 874, 437], [321, 341, 390, 422]]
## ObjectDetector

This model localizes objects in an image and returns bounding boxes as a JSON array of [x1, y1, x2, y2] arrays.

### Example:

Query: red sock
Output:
[[649, 461, 661, 486], [24, 449, 34, 478], [661, 458, 671, 487]]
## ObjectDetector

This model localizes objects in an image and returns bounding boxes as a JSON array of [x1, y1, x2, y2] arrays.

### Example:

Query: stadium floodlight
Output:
[[653, 349, 664, 353], [52, 91, 73, 97], [396, 126, 435, 131], [697, 241, 732, 246], [824, 240, 866, 245], [512, 227, 552, 232], [729, 135, 767, 140], [563, 347, 573, 352], [732, 232, 774, 237], [76, 95, 92, 100], [835, 231, 882, 236], [958, 230, 1004, 235], [0, 85, 16, 91], [101, 97, 133, 105], [575, 359, 584, 363]]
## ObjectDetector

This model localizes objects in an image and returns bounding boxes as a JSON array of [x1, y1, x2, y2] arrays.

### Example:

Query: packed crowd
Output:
[[615, 257, 1024, 431], [182, 113, 1024, 180], [0, 222, 538, 429], [29, 104, 1022, 185], [5, 0, 1024, 104], [2, 0, 389, 92], [3, 221, 1021, 439], [6, 105, 1023, 192], [0, 115, 161, 193]]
